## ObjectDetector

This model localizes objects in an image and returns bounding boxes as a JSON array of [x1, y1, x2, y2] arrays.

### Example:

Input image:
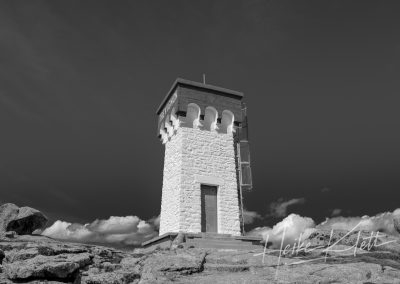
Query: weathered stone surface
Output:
[[0, 271, 13, 284], [0, 204, 19, 233], [139, 249, 206, 283], [5, 247, 40, 263], [1, 230, 400, 283], [3, 253, 92, 280], [4, 231, 16, 239], [81, 256, 141, 284], [81, 253, 142, 284], [0, 249, 4, 263], [394, 216, 400, 233], [170, 232, 185, 249], [0, 203, 48, 235], [6, 206, 48, 235]]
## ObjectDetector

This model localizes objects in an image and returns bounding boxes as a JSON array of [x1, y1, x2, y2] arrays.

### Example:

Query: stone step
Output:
[[186, 237, 260, 245], [186, 233, 233, 240], [186, 238, 246, 245], [185, 240, 262, 250], [142, 232, 263, 250], [186, 238, 262, 247]]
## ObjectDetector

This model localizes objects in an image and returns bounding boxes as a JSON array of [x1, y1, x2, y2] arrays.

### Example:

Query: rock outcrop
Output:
[[1, 230, 400, 283], [0, 203, 48, 235], [394, 216, 400, 234], [0, 204, 19, 233]]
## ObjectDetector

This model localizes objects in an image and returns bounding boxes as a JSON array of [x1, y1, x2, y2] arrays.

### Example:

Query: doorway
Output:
[[201, 184, 218, 233]]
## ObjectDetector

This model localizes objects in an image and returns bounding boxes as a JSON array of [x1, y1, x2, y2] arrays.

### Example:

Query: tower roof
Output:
[[156, 78, 244, 115]]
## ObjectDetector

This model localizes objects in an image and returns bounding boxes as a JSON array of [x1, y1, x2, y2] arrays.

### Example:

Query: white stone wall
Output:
[[159, 129, 182, 235], [159, 126, 241, 236]]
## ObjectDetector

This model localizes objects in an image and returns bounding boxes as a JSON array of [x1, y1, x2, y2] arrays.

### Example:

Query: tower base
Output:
[[142, 232, 263, 251]]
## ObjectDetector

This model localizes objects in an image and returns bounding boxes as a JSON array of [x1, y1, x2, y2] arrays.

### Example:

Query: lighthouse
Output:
[[155, 78, 252, 237]]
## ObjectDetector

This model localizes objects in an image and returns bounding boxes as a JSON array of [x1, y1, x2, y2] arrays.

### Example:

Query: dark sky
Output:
[[1, 0, 400, 229]]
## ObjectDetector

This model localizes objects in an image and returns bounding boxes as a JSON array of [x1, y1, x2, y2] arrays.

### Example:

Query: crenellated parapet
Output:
[[156, 78, 244, 144], [159, 103, 236, 144]]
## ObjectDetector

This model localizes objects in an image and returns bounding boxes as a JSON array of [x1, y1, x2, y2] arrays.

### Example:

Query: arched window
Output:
[[221, 110, 234, 134], [164, 114, 174, 137], [204, 106, 218, 131], [159, 128, 168, 144], [186, 103, 201, 128], [170, 107, 180, 130]]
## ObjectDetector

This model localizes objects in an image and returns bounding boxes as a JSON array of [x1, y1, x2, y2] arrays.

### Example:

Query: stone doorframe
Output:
[[195, 175, 224, 234]]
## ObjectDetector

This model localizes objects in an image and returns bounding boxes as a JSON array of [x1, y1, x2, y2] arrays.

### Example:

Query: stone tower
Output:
[[156, 78, 252, 237]]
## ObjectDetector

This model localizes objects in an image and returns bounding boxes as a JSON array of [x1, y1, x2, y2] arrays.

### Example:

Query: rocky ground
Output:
[[1, 231, 400, 283], [1, 203, 400, 283]]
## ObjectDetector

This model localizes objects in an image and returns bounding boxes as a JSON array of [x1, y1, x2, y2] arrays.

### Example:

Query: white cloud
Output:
[[42, 215, 159, 248], [87, 216, 141, 234], [42, 220, 92, 240], [248, 214, 316, 248], [267, 198, 306, 217], [248, 208, 400, 248], [318, 208, 400, 236], [148, 215, 160, 229], [331, 208, 342, 216], [243, 209, 262, 224]]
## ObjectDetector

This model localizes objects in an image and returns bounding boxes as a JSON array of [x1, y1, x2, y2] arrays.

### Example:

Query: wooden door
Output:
[[201, 185, 218, 233]]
